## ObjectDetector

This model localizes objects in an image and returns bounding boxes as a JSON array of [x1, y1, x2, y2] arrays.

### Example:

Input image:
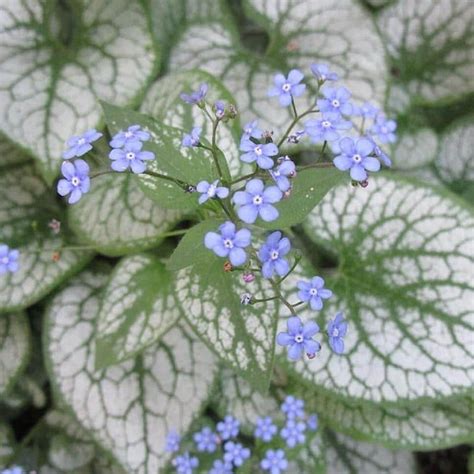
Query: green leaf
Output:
[[0, 1, 157, 184], [44, 268, 218, 474], [68, 173, 181, 256], [279, 174, 474, 406], [379, 0, 474, 109], [261, 168, 346, 229], [176, 256, 279, 391], [0, 422, 15, 464], [0, 164, 93, 311], [0, 312, 30, 397], [102, 102, 218, 210], [95, 254, 182, 368], [0, 134, 31, 170], [167, 219, 224, 271]]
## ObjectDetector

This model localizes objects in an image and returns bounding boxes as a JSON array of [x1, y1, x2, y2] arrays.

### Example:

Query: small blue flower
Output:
[[287, 130, 305, 144], [242, 120, 263, 140], [209, 459, 233, 474], [317, 87, 353, 115], [233, 179, 282, 224], [370, 115, 397, 144], [268, 69, 306, 107], [109, 141, 155, 174], [110, 125, 150, 148], [260, 449, 288, 474], [1, 467, 24, 474], [217, 415, 240, 440], [327, 312, 348, 354], [182, 127, 202, 147], [333, 136, 379, 182], [63, 129, 102, 159], [280, 419, 306, 448], [223, 441, 251, 467], [310, 63, 339, 82], [204, 222, 251, 267], [305, 113, 352, 143], [270, 158, 296, 192], [174, 452, 199, 474], [239, 138, 278, 169], [57, 159, 90, 204], [277, 316, 321, 361], [215, 100, 226, 119], [193, 426, 218, 453], [307, 414, 319, 431], [258, 231, 291, 279], [281, 395, 305, 420], [196, 180, 229, 204], [165, 431, 181, 453], [254, 416, 278, 442], [0, 245, 19, 275], [371, 138, 392, 167], [353, 102, 379, 119], [297, 276, 333, 311], [180, 83, 208, 105]]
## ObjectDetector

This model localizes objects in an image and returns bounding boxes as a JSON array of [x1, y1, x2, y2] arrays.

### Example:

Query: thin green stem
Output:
[[291, 97, 298, 119], [144, 170, 188, 188], [277, 107, 319, 148], [252, 295, 279, 304], [278, 255, 301, 284], [297, 162, 334, 171], [270, 278, 297, 316]]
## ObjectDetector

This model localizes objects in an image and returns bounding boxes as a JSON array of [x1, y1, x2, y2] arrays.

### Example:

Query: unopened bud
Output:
[[360, 179, 369, 188], [185, 184, 197, 193], [48, 219, 61, 235], [52, 251, 61, 262], [283, 188, 292, 199], [286, 39, 299, 52], [262, 130, 274, 143], [240, 293, 253, 305], [307, 352, 316, 360], [227, 104, 238, 119], [223, 261, 233, 272], [242, 272, 256, 283]]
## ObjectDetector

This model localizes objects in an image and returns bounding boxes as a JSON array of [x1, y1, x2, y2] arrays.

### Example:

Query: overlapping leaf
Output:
[[44, 268, 217, 474], [0, 1, 157, 183], [0, 422, 15, 464]]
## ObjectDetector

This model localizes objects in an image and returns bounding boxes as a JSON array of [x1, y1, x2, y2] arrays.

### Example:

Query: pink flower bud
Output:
[[242, 272, 255, 283]]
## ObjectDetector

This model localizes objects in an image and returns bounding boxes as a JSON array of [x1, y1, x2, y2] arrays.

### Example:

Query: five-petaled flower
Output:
[[110, 125, 150, 148], [165, 431, 181, 453], [180, 83, 208, 105], [353, 102, 379, 119], [193, 426, 219, 453], [258, 231, 291, 279], [277, 316, 321, 360], [260, 449, 288, 474], [217, 415, 240, 440], [268, 69, 306, 107], [327, 312, 348, 354], [233, 179, 282, 224], [310, 63, 339, 82], [173, 452, 199, 474], [109, 141, 155, 174], [205, 222, 251, 267], [305, 113, 351, 143], [280, 419, 306, 448], [307, 414, 319, 431], [182, 127, 202, 147], [63, 129, 102, 159], [333, 136, 380, 182], [317, 87, 353, 116], [209, 459, 233, 474], [297, 276, 333, 311], [370, 115, 397, 144], [57, 159, 90, 204], [196, 180, 229, 204], [242, 120, 263, 140], [0, 245, 19, 275], [223, 441, 251, 467], [270, 157, 296, 192], [281, 395, 305, 420], [254, 416, 278, 442], [239, 138, 278, 169]]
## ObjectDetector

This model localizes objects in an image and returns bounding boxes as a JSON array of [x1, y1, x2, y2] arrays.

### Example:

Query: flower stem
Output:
[[277, 106, 318, 148]]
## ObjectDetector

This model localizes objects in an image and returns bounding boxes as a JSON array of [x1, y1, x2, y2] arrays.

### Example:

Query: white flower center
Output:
[[381, 126, 388, 134], [270, 250, 279, 260], [254, 146, 263, 156], [273, 170, 280, 177], [126, 152, 135, 160], [332, 99, 340, 108], [352, 154, 362, 163], [223, 239, 234, 249], [207, 185, 217, 197], [125, 131, 133, 138], [282, 83, 291, 92], [322, 120, 331, 128], [71, 176, 80, 186], [294, 334, 304, 343], [309, 288, 318, 296], [332, 328, 340, 337], [253, 195, 263, 205], [77, 137, 86, 145]]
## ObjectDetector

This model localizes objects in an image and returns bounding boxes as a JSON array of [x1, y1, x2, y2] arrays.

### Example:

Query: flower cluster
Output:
[[0, 244, 19, 275], [166, 395, 319, 473]]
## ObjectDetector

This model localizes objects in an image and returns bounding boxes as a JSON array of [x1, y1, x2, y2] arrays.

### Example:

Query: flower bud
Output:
[[242, 272, 255, 283], [306, 352, 316, 360], [185, 184, 197, 193], [240, 293, 252, 305], [283, 188, 292, 199], [48, 219, 61, 235], [52, 251, 61, 262], [223, 261, 233, 272]]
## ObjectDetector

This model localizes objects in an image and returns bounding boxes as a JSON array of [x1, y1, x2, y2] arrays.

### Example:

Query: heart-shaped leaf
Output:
[[0, 135, 30, 169], [0, 1, 157, 183]]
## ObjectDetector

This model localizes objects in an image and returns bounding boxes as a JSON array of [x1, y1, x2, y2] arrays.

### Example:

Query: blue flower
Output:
[[307, 414, 319, 431], [277, 316, 321, 361], [270, 158, 296, 192], [233, 179, 282, 224], [110, 124, 150, 148], [180, 83, 208, 105], [260, 449, 288, 474], [317, 87, 353, 115], [193, 426, 218, 453], [268, 69, 306, 107], [305, 113, 351, 143], [196, 180, 229, 204], [258, 231, 291, 279], [297, 276, 333, 311], [182, 127, 202, 147], [254, 416, 278, 442], [109, 141, 155, 174], [0, 245, 19, 275], [215, 100, 226, 119], [371, 138, 392, 167], [57, 159, 90, 204], [370, 115, 397, 144], [165, 431, 181, 453], [217, 415, 240, 440], [353, 102, 379, 119], [287, 130, 305, 144], [174, 452, 199, 474], [209, 459, 233, 474], [310, 63, 339, 82], [280, 419, 306, 448], [63, 129, 102, 159], [242, 120, 263, 140], [204, 222, 251, 267], [223, 441, 251, 467], [333, 136, 379, 181], [1, 467, 24, 474], [239, 138, 278, 169], [327, 312, 348, 354], [281, 395, 305, 420]]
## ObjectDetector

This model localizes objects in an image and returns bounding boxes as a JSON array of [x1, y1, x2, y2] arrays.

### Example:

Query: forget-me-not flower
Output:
[[110, 125, 150, 148], [182, 127, 202, 147], [239, 138, 278, 169], [270, 158, 296, 192], [333, 136, 379, 181], [0, 245, 19, 275], [223, 441, 251, 467], [277, 316, 321, 360], [305, 113, 351, 143], [196, 180, 229, 204], [353, 102, 379, 119], [193, 426, 218, 453], [317, 87, 353, 115], [174, 452, 199, 474], [57, 159, 90, 204], [327, 312, 348, 354], [258, 231, 291, 279], [307, 414, 319, 431], [281, 395, 305, 420], [205, 222, 251, 267], [310, 63, 339, 82], [268, 70, 306, 107], [217, 415, 240, 440], [109, 141, 155, 174], [254, 416, 278, 442], [260, 449, 288, 474], [215, 100, 226, 119], [370, 115, 397, 144], [280, 419, 306, 448], [242, 120, 263, 140], [209, 459, 233, 474], [63, 129, 102, 159], [165, 431, 181, 453], [297, 276, 333, 311], [180, 83, 208, 105]]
